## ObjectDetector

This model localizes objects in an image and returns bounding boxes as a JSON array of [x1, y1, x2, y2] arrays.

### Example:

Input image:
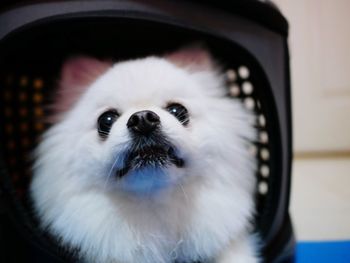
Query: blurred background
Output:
[[274, 0, 350, 245]]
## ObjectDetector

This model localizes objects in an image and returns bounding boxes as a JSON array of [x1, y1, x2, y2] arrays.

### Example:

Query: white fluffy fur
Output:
[[30, 54, 258, 262]]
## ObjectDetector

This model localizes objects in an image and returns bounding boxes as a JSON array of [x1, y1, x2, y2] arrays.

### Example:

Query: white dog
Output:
[[30, 46, 258, 263]]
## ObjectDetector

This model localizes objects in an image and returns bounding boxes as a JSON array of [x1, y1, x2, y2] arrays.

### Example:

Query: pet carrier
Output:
[[0, 0, 294, 262]]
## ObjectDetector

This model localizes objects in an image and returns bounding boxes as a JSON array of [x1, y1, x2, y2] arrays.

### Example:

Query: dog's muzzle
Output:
[[115, 145, 184, 178], [115, 111, 185, 178]]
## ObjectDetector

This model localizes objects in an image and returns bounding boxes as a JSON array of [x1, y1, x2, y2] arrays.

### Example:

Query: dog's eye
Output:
[[166, 103, 189, 126], [97, 110, 119, 138]]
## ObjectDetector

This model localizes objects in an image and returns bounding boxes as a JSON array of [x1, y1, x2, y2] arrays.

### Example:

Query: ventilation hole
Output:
[[33, 78, 44, 89], [19, 92, 27, 102], [260, 148, 270, 160], [19, 107, 28, 117], [20, 123, 29, 132], [258, 182, 268, 195], [7, 140, 15, 150], [244, 97, 255, 110], [19, 76, 28, 87], [21, 138, 30, 147], [259, 114, 266, 127], [5, 124, 14, 134], [3, 90, 12, 101], [242, 81, 253, 95], [34, 107, 44, 117], [248, 144, 258, 156], [33, 93, 43, 103], [35, 122, 44, 132], [9, 158, 16, 166], [260, 165, 270, 178], [226, 69, 237, 82], [4, 108, 12, 117], [229, 84, 241, 97], [259, 131, 269, 143], [19, 108, 28, 117], [6, 75, 13, 85], [12, 173, 19, 182], [238, 66, 250, 79]]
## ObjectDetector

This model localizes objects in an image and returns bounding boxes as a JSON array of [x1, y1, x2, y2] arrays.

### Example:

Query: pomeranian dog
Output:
[[30, 45, 258, 263]]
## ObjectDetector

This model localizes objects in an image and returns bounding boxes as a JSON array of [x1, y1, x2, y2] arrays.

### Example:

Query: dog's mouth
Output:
[[115, 145, 184, 178]]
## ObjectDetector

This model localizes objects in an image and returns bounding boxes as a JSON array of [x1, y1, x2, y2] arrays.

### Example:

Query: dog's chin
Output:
[[113, 145, 185, 194]]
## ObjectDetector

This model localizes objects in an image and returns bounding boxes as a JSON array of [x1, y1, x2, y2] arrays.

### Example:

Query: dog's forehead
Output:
[[87, 57, 204, 108]]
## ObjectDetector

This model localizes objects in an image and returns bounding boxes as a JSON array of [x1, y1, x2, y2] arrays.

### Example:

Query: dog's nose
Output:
[[127, 110, 160, 135]]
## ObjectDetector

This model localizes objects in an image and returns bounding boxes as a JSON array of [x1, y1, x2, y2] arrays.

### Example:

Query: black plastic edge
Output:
[[264, 214, 296, 263], [0, 0, 289, 36], [188, 0, 289, 36]]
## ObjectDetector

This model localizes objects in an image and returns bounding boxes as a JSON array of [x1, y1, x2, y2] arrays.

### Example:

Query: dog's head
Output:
[[34, 46, 255, 197]]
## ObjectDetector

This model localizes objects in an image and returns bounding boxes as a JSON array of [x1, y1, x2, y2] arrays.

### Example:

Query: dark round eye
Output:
[[166, 103, 189, 126], [97, 110, 119, 138]]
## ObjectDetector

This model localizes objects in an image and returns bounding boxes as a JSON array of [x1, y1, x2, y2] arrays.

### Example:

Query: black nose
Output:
[[127, 110, 160, 135]]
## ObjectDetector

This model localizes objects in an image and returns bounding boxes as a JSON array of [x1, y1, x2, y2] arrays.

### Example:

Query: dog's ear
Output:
[[51, 56, 112, 120], [60, 56, 111, 90], [165, 44, 214, 71]]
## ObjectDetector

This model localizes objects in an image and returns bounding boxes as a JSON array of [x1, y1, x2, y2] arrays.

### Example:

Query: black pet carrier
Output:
[[0, 0, 294, 262]]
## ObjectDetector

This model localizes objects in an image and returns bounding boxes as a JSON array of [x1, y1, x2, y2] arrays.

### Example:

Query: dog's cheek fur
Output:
[[167, 95, 256, 260], [30, 115, 142, 263]]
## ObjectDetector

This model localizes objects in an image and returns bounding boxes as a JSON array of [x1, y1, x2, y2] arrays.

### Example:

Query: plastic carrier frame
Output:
[[0, 1, 294, 262]]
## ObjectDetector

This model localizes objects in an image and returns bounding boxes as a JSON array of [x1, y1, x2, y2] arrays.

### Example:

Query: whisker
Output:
[[103, 156, 121, 190], [180, 118, 189, 125], [178, 181, 189, 203]]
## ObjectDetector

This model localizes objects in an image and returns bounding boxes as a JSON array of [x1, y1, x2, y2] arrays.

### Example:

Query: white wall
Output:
[[273, 0, 350, 153]]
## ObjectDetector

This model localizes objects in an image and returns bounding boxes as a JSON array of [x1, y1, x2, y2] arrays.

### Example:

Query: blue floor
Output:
[[296, 241, 350, 262]]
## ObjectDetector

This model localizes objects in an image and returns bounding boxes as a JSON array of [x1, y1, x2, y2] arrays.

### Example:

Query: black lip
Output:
[[115, 145, 184, 178]]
